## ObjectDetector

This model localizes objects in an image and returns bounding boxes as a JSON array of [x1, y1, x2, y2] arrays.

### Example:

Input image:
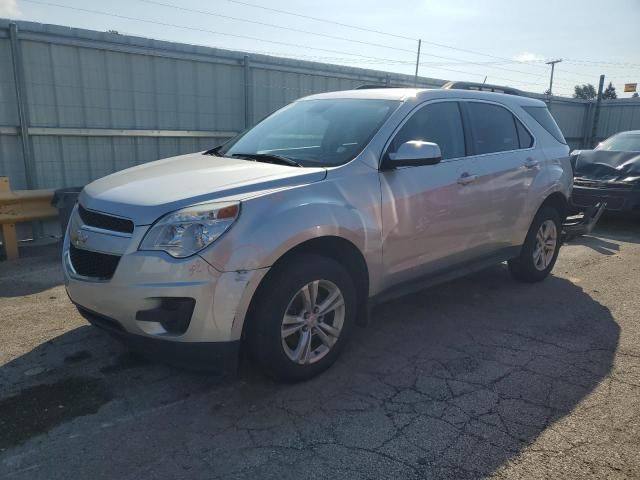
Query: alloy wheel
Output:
[[533, 219, 557, 271], [281, 280, 345, 365]]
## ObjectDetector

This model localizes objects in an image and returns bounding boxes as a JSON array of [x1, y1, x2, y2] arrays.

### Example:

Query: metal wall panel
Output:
[[596, 102, 640, 141], [0, 36, 27, 189], [2, 18, 640, 198], [0, 38, 18, 126], [0, 135, 25, 188], [29, 135, 231, 189]]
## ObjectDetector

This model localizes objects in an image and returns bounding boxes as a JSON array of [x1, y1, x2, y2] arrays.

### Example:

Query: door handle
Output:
[[524, 158, 540, 169], [457, 172, 478, 185]]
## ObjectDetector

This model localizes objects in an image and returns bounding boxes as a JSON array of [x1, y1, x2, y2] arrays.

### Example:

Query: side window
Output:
[[466, 103, 519, 154], [390, 102, 466, 160], [515, 118, 534, 148]]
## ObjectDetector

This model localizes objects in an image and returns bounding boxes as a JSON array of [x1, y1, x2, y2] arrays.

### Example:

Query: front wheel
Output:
[[246, 254, 357, 382], [508, 206, 562, 282]]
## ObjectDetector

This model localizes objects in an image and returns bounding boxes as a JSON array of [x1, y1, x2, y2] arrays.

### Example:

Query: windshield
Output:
[[218, 99, 400, 167], [596, 133, 640, 152]]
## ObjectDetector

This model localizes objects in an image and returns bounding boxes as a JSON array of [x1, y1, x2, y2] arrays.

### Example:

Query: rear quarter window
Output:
[[522, 106, 567, 144]]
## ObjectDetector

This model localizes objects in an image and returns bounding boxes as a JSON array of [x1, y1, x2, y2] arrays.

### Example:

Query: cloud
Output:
[[515, 52, 545, 62], [0, 0, 19, 17]]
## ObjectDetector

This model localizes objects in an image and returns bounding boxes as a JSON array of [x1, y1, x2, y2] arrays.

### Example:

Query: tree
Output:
[[632, 92, 639, 98], [573, 84, 597, 100], [602, 82, 617, 100]]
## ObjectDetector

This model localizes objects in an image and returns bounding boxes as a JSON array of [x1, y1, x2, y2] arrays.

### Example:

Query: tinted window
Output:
[[390, 102, 466, 160], [515, 118, 534, 148], [522, 106, 567, 144], [466, 102, 519, 154], [220, 99, 400, 167]]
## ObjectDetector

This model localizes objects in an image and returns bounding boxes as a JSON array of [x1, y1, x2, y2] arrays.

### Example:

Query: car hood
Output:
[[80, 152, 327, 224], [572, 149, 640, 183]]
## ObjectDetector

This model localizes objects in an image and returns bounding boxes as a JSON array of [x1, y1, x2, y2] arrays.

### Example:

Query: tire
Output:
[[246, 253, 357, 382], [508, 206, 562, 283]]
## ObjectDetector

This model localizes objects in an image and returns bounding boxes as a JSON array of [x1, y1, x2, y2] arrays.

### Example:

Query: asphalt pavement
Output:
[[1, 216, 639, 479]]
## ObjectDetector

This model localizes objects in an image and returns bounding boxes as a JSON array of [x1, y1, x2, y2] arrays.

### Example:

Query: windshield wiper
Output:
[[204, 145, 223, 156], [231, 153, 303, 167]]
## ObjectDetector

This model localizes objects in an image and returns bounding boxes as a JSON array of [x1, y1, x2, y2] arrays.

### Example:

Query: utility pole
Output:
[[545, 59, 562, 95], [414, 39, 421, 87]]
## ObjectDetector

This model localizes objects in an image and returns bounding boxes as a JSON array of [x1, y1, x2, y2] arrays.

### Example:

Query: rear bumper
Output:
[[571, 185, 640, 212], [76, 305, 240, 374]]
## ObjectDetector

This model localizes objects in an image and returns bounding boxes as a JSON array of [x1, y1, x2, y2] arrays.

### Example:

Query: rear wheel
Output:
[[246, 254, 357, 382], [508, 207, 561, 282]]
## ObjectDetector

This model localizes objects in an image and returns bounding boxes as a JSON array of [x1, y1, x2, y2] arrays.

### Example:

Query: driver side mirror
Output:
[[385, 141, 442, 168]]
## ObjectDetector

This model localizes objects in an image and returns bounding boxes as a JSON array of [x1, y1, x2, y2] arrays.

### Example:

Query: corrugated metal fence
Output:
[[0, 19, 445, 191], [2, 18, 640, 194]]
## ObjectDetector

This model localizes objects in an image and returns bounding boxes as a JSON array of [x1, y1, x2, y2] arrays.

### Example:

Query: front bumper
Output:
[[572, 185, 640, 212], [63, 207, 268, 370], [76, 305, 240, 373]]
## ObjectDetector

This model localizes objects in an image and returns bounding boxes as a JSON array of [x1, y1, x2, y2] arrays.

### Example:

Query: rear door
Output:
[[379, 100, 492, 288], [461, 101, 537, 250]]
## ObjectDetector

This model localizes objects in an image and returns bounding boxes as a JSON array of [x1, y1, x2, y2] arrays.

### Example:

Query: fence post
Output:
[[589, 74, 605, 148], [9, 23, 36, 190], [243, 55, 252, 129], [581, 101, 593, 149]]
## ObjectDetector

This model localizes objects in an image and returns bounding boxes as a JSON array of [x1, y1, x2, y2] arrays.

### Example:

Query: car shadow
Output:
[[568, 234, 621, 255], [564, 213, 638, 255], [0, 265, 619, 479]]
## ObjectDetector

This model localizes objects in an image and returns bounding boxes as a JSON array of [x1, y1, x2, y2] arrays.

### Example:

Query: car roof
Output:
[[300, 88, 547, 108]]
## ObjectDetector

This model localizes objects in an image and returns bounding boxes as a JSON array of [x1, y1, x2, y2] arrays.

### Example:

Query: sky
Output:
[[1, 0, 639, 98]]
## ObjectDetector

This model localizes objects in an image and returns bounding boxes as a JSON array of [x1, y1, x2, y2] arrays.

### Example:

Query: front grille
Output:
[[78, 205, 134, 234], [573, 179, 634, 190], [69, 244, 121, 279]]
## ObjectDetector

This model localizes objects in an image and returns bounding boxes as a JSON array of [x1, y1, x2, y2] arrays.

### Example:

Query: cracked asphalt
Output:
[[1, 216, 639, 479]]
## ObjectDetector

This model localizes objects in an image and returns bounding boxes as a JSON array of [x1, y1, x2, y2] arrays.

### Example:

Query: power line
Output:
[[223, 0, 416, 42], [563, 58, 640, 68], [135, 0, 573, 84], [222, 0, 589, 81], [24, 0, 560, 91], [136, 0, 417, 56], [22, 0, 412, 65]]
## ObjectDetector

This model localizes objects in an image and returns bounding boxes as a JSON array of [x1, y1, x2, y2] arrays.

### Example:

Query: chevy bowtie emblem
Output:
[[72, 229, 89, 246]]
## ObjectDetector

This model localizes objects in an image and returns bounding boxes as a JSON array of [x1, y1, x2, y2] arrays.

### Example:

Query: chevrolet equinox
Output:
[[64, 88, 572, 381]]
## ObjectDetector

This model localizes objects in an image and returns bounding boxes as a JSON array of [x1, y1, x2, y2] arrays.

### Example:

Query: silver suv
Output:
[[63, 88, 572, 381]]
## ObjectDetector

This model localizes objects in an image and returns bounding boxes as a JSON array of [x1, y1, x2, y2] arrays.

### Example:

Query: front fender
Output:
[[199, 179, 381, 274]]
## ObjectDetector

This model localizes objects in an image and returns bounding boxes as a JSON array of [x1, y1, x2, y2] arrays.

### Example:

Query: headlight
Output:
[[139, 201, 239, 258]]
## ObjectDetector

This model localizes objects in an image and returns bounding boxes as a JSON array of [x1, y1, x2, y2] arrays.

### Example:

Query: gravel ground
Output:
[[0, 216, 639, 479]]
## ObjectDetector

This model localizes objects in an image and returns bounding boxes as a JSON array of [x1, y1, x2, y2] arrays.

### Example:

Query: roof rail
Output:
[[355, 84, 397, 90], [441, 81, 524, 96]]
